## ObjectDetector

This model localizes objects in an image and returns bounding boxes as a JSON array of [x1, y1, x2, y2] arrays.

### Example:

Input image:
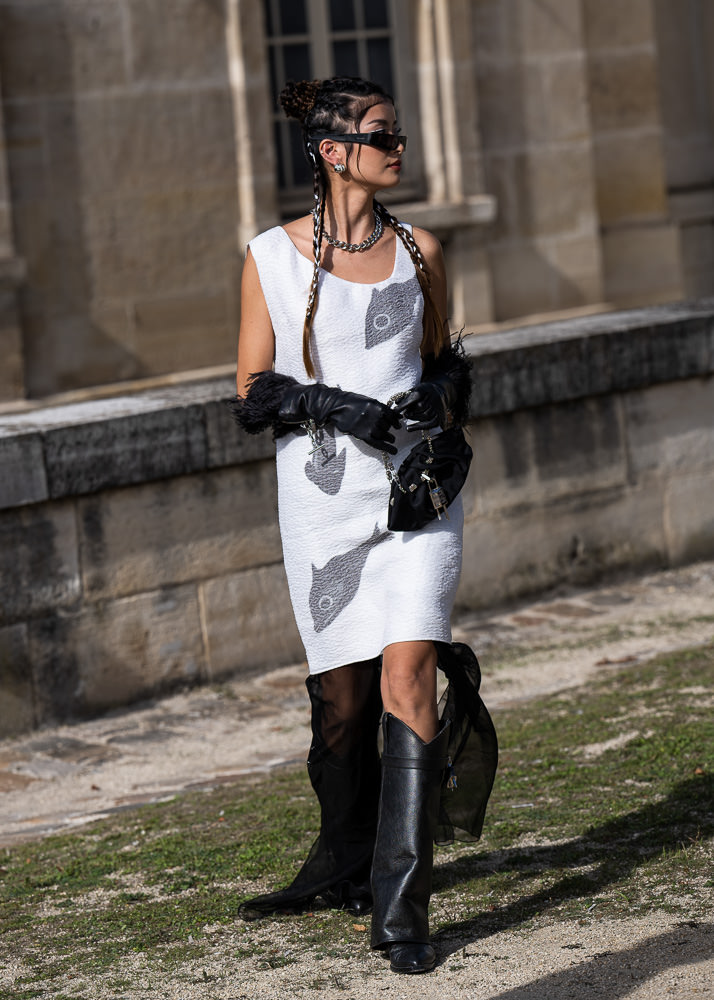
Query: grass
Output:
[[0, 644, 712, 997]]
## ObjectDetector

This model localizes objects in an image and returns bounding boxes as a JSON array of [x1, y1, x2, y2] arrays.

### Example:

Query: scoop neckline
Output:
[[278, 225, 401, 287]]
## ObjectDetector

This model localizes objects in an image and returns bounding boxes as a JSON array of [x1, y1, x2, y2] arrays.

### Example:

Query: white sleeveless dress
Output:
[[249, 225, 463, 674]]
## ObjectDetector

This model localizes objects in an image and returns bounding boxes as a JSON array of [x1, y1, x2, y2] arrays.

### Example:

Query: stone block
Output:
[[0, 624, 35, 737], [488, 241, 559, 319], [588, 51, 661, 132], [464, 396, 627, 518], [474, 63, 545, 152], [601, 223, 683, 305], [593, 132, 668, 225], [584, 0, 656, 48], [461, 412, 534, 520], [130, 291, 234, 374], [519, 145, 599, 238], [204, 399, 276, 468], [29, 585, 206, 722], [0, 501, 80, 626], [482, 154, 519, 243], [680, 223, 714, 299], [2, 101, 47, 204], [552, 235, 604, 307], [201, 563, 304, 678], [544, 55, 591, 143], [624, 379, 714, 480], [458, 483, 667, 609], [0, 288, 25, 402], [128, 0, 228, 83], [519, 0, 584, 54], [0, 0, 127, 99], [83, 188, 238, 300], [0, 433, 47, 509], [78, 465, 282, 600], [45, 89, 236, 199], [43, 405, 208, 498], [665, 472, 714, 564], [446, 228, 494, 327], [472, 0, 523, 59]]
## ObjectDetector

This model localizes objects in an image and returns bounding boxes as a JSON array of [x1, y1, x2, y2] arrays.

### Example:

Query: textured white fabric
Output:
[[249, 225, 463, 673]]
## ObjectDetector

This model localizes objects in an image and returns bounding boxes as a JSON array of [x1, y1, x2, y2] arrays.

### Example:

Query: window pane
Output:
[[268, 46, 282, 111], [368, 37, 393, 95], [333, 39, 360, 77], [265, 0, 275, 37], [279, 0, 308, 35], [283, 42, 311, 83], [288, 121, 312, 187], [275, 121, 287, 189], [364, 0, 389, 29], [330, 0, 356, 31]]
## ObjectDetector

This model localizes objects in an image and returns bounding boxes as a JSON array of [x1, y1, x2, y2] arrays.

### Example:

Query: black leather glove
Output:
[[279, 382, 401, 454], [393, 375, 456, 431], [394, 337, 472, 432]]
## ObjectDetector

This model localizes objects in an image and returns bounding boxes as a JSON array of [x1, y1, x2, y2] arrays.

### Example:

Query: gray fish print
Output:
[[309, 525, 386, 632], [364, 275, 421, 349], [305, 425, 347, 495]]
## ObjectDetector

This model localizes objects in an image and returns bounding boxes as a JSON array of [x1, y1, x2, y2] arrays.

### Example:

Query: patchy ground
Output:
[[1, 561, 713, 999]]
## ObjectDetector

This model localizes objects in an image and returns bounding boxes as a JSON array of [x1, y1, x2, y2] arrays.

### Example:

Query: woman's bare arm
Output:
[[236, 249, 276, 396]]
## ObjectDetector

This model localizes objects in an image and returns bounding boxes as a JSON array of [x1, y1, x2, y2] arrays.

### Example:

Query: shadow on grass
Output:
[[477, 923, 713, 1000], [434, 773, 714, 952]]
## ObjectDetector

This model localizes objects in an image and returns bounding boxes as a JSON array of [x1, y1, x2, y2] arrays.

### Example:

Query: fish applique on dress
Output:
[[364, 275, 421, 349], [309, 525, 386, 632], [304, 425, 347, 495]]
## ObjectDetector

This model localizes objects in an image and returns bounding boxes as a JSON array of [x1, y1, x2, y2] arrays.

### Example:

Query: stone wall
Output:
[[0, 0, 241, 397], [1, 1, 714, 403], [1, 303, 713, 737]]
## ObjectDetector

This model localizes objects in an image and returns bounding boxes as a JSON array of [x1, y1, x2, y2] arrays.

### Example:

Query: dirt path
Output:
[[1, 560, 713, 998]]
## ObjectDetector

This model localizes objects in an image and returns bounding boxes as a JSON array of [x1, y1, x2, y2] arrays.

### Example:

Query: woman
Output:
[[233, 76, 497, 975]]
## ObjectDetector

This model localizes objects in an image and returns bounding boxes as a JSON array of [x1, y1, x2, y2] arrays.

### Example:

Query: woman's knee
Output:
[[381, 641, 437, 703]]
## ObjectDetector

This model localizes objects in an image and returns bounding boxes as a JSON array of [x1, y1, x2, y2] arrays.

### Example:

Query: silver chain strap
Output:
[[382, 391, 449, 520]]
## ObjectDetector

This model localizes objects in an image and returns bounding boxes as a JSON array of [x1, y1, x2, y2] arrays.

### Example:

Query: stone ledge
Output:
[[0, 301, 712, 509], [466, 299, 714, 416]]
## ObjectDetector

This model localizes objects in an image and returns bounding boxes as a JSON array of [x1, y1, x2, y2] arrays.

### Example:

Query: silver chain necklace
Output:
[[316, 211, 384, 253]]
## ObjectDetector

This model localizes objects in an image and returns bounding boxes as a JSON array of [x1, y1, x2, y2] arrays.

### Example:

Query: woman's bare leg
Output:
[[381, 640, 438, 742]]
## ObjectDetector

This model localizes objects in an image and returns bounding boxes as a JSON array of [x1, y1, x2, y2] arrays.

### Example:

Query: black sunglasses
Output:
[[310, 132, 408, 152]]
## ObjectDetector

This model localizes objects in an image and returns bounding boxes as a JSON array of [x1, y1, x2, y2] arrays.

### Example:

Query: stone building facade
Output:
[[0, 0, 713, 405]]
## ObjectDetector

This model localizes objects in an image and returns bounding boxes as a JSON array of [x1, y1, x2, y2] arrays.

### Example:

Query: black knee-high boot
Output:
[[239, 659, 382, 919], [370, 713, 451, 974]]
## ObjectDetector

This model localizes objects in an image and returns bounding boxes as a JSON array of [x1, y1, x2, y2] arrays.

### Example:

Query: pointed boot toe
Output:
[[388, 942, 436, 974]]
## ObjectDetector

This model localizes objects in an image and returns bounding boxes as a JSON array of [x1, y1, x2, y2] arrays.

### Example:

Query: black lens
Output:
[[369, 133, 406, 151]]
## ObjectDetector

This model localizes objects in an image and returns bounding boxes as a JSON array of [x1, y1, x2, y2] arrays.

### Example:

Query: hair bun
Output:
[[280, 79, 322, 123]]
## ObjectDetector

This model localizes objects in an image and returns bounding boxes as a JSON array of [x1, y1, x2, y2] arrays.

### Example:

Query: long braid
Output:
[[375, 199, 447, 359], [303, 154, 325, 378], [281, 76, 438, 374]]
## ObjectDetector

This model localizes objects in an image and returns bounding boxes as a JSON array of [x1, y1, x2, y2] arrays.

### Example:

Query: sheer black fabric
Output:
[[239, 658, 383, 919], [435, 641, 499, 844], [238, 643, 498, 919]]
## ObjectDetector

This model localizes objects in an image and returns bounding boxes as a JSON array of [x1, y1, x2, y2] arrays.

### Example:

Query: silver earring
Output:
[[333, 163, 346, 174]]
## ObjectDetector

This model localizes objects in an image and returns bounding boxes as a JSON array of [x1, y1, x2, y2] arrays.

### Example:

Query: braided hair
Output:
[[279, 76, 447, 379]]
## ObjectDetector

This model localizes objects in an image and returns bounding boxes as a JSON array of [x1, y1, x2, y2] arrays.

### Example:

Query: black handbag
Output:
[[384, 424, 473, 532]]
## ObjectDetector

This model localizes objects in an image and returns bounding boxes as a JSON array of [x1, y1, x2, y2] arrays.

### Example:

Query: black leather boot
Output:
[[370, 713, 450, 974], [238, 660, 382, 919]]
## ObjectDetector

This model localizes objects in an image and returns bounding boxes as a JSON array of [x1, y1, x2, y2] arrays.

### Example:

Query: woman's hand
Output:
[[393, 383, 447, 431]]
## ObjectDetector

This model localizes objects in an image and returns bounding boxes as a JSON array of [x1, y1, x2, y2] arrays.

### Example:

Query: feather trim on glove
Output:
[[422, 333, 472, 427], [227, 370, 298, 438]]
